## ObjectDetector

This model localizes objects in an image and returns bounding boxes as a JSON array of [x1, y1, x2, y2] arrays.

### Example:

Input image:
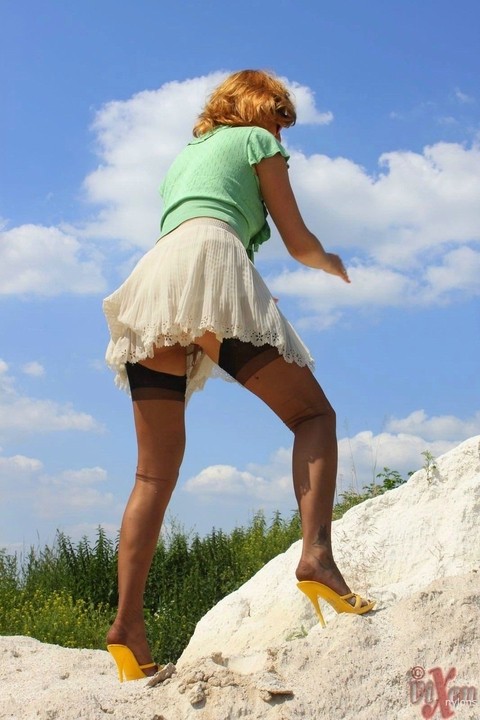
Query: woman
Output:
[[103, 69, 374, 682]]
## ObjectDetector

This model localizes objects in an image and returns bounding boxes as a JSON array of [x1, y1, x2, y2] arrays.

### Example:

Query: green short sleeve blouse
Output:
[[159, 125, 289, 260]]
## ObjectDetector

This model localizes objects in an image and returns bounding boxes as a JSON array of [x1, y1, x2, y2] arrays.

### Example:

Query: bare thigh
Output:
[[194, 333, 334, 427], [136, 330, 224, 375], [244, 357, 334, 428], [136, 344, 188, 375]]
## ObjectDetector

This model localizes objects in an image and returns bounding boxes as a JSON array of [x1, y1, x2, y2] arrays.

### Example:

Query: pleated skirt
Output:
[[103, 218, 314, 401]]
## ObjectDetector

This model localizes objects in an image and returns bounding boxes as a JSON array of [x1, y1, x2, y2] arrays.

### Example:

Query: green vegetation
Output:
[[0, 512, 301, 663], [0, 468, 410, 663], [332, 466, 410, 519]]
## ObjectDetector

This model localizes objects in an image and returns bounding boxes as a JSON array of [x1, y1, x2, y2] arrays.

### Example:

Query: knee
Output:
[[135, 469, 179, 489], [286, 401, 336, 434]]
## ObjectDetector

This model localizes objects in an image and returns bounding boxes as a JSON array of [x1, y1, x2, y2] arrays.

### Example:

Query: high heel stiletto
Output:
[[297, 581, 375, 628], [107, 644, 157, 682]]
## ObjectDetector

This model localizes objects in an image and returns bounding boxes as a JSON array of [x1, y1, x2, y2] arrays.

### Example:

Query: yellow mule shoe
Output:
[[297, 580, 375, 628], [107, 644, 157, 682]]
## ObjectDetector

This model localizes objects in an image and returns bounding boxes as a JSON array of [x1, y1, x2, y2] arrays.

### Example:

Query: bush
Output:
[[0, 588, 111, 648], [0, 511, 302, 663]]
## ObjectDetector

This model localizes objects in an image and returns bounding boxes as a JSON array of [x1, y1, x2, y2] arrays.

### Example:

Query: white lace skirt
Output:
[[103, 218, 314, 401]]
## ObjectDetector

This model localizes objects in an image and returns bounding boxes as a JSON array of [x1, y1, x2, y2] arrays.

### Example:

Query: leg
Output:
[[107, 345, 187, 670], [243, 358, 350, 596], [198, 335, 353, 598]]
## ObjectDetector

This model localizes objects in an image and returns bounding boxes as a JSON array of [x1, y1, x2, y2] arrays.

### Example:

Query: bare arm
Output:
[[256, 153, 350, 283]]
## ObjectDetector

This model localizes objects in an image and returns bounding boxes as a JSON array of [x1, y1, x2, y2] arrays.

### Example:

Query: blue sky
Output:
[[1, 0, 479, 554]]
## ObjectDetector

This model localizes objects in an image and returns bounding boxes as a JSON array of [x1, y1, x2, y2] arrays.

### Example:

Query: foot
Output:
[[106, 620, 157, 676], [296, 548, 369, 608]]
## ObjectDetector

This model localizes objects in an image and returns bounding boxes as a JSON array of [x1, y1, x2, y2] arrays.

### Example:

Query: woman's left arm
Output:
[[256, 153, 350, 283]]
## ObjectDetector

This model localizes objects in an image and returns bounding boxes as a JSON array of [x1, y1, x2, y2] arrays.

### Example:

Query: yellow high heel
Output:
[[297, 581, 375, 628], [107, 644, 157, 682]]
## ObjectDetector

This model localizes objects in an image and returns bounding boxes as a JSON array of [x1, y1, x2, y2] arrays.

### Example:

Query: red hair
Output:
[[193, 69, 296, 137]]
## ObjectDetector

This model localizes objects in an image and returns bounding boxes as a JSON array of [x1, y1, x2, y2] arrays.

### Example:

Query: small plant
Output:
[[421, 450, 437, 483], [375, 467, 410, 490], [333, 467, 412, 520], [286, 625, 308, 641]]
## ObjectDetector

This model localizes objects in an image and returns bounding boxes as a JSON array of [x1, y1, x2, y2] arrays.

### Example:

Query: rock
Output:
[[146, 662, 176, 688], [255, 671, 294, 702], [188, 681, 207, 705]]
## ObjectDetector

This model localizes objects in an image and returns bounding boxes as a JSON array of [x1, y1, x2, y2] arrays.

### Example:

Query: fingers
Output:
[[325, 253, 351, 283], [340, 265, 351, 283]]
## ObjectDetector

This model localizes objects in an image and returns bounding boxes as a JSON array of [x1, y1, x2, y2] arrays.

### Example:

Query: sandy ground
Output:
[[0, 572, 479, 719]]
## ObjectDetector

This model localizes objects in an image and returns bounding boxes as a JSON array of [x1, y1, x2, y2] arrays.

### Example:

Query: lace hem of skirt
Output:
[[105, 322, 314, 403]]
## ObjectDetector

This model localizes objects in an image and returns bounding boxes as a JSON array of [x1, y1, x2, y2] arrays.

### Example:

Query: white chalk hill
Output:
[[179, 435, 480, 667]]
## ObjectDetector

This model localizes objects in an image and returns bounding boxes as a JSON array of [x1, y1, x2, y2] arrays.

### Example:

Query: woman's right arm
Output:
[[256, 154, 350, 283]]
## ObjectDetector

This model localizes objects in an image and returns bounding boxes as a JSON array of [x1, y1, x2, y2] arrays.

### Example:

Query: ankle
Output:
[[295, 550, 352, 597], [296, 550, 334, 581], [107, 616, 145, 645], [106, 622, 128, 646]]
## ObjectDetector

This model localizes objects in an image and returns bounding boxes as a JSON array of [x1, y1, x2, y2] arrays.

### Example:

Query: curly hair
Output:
[[193, 69, 296, 137]]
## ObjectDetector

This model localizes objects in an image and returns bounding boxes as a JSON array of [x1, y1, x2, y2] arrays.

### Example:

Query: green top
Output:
[[159, 125, 289, 260]]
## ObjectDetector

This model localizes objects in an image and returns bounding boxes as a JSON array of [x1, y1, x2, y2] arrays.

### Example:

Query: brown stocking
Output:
[[107, 362, 186, 667], [218, 341, 351, 597]]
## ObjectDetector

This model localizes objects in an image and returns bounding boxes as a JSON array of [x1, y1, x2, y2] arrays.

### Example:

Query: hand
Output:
[[322, 253, 351, 283]]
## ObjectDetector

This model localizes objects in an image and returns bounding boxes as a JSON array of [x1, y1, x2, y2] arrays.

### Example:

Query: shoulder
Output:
[[244, 127, 289, 165]]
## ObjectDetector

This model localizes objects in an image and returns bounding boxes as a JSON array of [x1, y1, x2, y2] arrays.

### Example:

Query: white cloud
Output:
[[287, 142, 480, 265], [422, 246, 480, 300], [337, 431, 455, 494], [22, 361, 45, 377], [438, 116, 458, 126], [0, 360, 103, 440], [0, 453, 43, 483], [285, 81, 333, 125], [0, 224, 106, 296], [37, 466, 115, 518], [268, 244, 480, 327], [183, 412, 479, 506], [337, 411, 480, 493], [184, 447, 293, 502], [0, 451, 119, 545], [0, 360, 14, 393], [385, 409, 480, 442], [268, 263, 412, 323], [455, 88, 474, 104], [265, 141, 480, 322], [0, 397, 101, 436], [184, 464, 268, 498]]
